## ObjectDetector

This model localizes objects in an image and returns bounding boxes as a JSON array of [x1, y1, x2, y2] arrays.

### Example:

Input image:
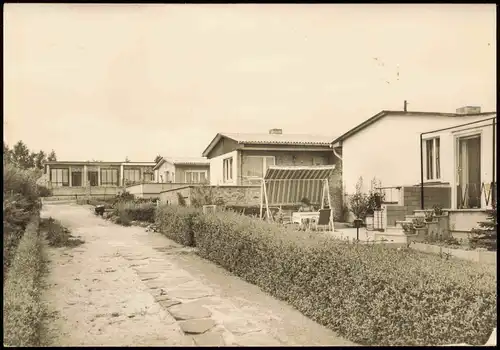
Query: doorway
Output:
[[456, 134, 481, 209]]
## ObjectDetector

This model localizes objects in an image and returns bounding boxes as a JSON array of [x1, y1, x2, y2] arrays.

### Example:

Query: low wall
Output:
[[127, 183, 201, 198], [448, 209, 488, 233], [49, 186, 121, 198], [386, 205, 406, 227], [411, 242, 496, 265]]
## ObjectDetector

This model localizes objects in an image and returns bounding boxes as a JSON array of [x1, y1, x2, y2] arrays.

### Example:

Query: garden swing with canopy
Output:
[[259, 165, 336, 231]]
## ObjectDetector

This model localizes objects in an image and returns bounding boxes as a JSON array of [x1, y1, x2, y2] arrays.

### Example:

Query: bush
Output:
[[3, 163, 42, 277], [155, 204, 200, 246], [159, 206, 497, 346], [113, 201, 156, 224], [40, 217, 84, 247], [3, 216, 45, 347]]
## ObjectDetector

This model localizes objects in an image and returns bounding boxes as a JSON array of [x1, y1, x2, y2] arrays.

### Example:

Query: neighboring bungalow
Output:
[[330, 105, 496, 233], [44, 160, 156, 199], [127, 157, 210, 199], [153, 157, 210, 184], [201, 129, 338, 186]]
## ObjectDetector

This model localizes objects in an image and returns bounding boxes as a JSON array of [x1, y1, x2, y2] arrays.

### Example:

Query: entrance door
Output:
[[457, 135, 481, 208]]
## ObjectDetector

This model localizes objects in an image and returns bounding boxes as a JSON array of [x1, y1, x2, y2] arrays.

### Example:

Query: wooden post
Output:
[[260, 179, 264, 219], [325, 179, 334, 232], [263, 180, 272, 222]]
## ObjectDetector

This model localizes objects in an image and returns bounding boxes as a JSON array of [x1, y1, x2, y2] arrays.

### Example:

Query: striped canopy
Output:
[[263, 165, 335, 205]]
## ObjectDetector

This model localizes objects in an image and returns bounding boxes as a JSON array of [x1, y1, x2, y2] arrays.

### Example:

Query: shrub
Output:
[[348, 177, 369, 220], [3, 163, 42, 277], [177, 192, 187, 207], [39, 217, 84, 247], [160, 206, 497, 346], [470, 205, 497, 251], [3, 216, 45, 347], [113, 201, 156, 224], [155, 204, 200, 246]]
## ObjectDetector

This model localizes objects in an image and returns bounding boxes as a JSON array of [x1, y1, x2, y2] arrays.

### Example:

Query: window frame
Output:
[[223, 157, 234, 183], [242, 155, 276, 180], [71, 167, 83, 187], [50, 168, 69, 187], [100, 168, 119, 186], [185, 170, 208, 184], [424, 137, 441, 181], [123, 168, 141, 185]]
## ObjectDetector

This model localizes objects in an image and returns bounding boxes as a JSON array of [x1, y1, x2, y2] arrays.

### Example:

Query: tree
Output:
[[154, 155, 163, 164], [47, 150, 57, 161], [11, 141, 31, 169], [470, 203, 497, 251], [3, 142, 12, 163], [348, 177, 370, 220], [34, 150, 46, 169]]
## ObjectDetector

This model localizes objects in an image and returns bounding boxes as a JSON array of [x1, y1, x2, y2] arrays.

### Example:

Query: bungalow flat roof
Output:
[[202, 132, 336, 157], [44, 161, 156, 166]]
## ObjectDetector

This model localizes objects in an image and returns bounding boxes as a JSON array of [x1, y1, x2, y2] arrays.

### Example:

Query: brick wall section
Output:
[[386, 205, 407, 226], [403, 186, 451, 214]]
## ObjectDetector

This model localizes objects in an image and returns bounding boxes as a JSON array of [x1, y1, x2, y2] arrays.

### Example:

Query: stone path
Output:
[[41, 203, 356, 346]]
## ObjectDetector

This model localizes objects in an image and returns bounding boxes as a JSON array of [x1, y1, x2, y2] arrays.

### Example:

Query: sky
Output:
[[4, 4, 497, 162]]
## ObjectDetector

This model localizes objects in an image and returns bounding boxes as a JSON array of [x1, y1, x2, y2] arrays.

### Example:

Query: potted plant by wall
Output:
[[433, 204, 444, 216], [424, 210, 435, 223]]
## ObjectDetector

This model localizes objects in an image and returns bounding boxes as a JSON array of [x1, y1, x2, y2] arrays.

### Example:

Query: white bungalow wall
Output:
[[341, 113, 495, 196], [209, 150, 238, 186]]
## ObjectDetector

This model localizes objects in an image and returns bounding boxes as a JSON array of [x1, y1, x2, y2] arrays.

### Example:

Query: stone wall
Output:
[[211, 186, 261, 207], [386, 205, 406, 226], [159, 187, 192, 206]]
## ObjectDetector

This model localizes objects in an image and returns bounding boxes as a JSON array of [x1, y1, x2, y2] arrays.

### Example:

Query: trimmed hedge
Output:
[[113, 201, 156, 223], [157, 206, 497, 346], [155, 204, 201, 246], [3, 216, 45, 347]]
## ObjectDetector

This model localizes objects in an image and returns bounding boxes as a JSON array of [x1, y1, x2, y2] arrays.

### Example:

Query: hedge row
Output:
[[3, 216, 45, 347], [113, 201, 157, 224], [155, 204, 200, 246], [155, 205, 497, 346]]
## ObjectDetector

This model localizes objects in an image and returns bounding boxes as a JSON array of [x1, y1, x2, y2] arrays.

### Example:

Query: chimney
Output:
[[269, 128, 283, 135], [456, 106, 481, 115]]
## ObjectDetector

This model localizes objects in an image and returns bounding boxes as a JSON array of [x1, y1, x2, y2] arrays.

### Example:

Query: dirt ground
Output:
[[40, 203, 356, 346]]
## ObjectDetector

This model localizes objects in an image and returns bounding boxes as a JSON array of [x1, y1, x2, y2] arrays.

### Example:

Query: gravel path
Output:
[[41, 203, 356, 346]]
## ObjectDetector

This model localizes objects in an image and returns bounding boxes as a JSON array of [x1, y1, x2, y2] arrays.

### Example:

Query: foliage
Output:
[[424, 210, 435, 222], [4, 140, 56, 170], [47, 149, 57, 161], [412, 217, 426, 228], [155, 204, 200, 246], [470, 205, 497, 251], [113, 201, 157, 224], [39, 217, 84, 247], [155, 206, 497, 346], [3, 163, 42, 276], [433, 204, 444, 216], [190, 185, 225, 208], [347, 177, 369, 220], [177, 192, 187, 207], [366, 177, 384, 215], [401, 222, 415, 234], [3, 216, 45, 347]]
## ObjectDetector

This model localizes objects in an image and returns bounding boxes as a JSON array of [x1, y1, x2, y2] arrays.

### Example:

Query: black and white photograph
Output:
[[3, 3, 497, 347]]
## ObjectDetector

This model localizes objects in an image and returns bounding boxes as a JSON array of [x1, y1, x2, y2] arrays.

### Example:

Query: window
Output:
[[143, 173, 153, 182], [185, 171, 208, 184], [242, 156, 275, 179], [71, 167, 83, 187], [425, 137, 441, 180], [87, 170, 98, 186], [312, 157, 325, 166], [51, 168, 69, 187], [165, 171, 171, 182], [101, 168, 119, 186], [124, 168, 140, 184], [223, 157, 233, 182]]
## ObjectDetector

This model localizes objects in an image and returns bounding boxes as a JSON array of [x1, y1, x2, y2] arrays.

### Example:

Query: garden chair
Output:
[[314, 208, 333, 232]]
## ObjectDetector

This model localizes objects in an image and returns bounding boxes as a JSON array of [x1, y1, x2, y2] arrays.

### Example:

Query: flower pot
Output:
[[365, 215, 374, 230]]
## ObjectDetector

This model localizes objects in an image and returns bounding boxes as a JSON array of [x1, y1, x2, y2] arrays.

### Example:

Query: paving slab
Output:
[[179, 319, 216, 334], [168, 303, 212, 320]]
